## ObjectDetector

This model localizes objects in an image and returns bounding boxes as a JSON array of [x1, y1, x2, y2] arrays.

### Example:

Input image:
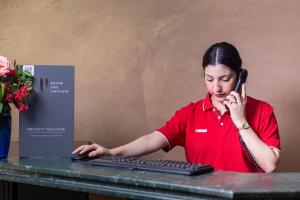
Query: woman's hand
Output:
[[72, 132, 168, 158], [223, 84, 247, 128], [72, 143, 112, 158]]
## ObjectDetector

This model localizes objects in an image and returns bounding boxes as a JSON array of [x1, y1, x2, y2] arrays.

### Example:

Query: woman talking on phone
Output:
[[73, 42, 281, 173]]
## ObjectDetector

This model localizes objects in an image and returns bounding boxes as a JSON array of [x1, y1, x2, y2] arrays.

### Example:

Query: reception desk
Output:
[[0, 156, 300, 200]]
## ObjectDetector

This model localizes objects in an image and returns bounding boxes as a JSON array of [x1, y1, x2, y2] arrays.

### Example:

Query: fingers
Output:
[[229, 91, 241, 105], [227, 85, 247, 106], [224, 91, 241, 111], [241, 84, 247, 102], [92, 147, 107, 157], [72, 145, 85, 154], [223, 99, 233, 110], [225, 93, 238, 104], [72, 143, 103, 157]]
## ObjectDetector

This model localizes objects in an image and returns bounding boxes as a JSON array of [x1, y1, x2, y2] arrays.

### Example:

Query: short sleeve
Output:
[[258, 103, 281, 149], [156, 104, 190, 152]]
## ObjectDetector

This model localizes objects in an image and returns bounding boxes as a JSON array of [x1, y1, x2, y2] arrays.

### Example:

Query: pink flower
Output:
[[5, 94, 14, 103], [5, 82, 12, 93], [14, 85, 29, 102], [6, 69, 16, 77], [19, 103, 29, 112], [0, 55, 12, 77]]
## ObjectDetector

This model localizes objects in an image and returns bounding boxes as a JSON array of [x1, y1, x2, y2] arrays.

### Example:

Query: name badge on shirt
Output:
[[195, 129, 207, 133]]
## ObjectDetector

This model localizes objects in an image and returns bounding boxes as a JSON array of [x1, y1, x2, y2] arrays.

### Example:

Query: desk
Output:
[[0, 157, 300, 200]]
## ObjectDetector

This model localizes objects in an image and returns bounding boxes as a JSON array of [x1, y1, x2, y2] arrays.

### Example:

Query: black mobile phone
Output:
[[234, 69, 248, 94]]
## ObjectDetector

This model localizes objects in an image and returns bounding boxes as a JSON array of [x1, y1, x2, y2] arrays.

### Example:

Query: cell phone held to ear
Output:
[[234, 69, 248, 94], [224, 69, 248, 111]]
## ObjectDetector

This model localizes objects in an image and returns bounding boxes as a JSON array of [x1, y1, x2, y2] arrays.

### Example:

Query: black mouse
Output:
[[71, 152, 92, 161]]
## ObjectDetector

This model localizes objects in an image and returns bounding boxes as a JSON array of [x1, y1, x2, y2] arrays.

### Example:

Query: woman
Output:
[[73, 42, 280, 173]]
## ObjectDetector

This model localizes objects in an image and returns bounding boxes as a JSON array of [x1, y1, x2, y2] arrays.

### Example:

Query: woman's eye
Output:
[[206, 79, 213, 82], [222, 77, 230, 82]]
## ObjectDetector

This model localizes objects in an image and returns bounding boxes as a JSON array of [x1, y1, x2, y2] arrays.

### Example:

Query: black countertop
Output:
[[0, 156, 299, 200]]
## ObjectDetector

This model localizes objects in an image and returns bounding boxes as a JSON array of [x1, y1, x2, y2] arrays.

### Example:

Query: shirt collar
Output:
[[202, 93, 214, 111]]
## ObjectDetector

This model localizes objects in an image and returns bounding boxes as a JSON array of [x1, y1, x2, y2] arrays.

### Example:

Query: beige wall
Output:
[[1, 0, 300, 172]]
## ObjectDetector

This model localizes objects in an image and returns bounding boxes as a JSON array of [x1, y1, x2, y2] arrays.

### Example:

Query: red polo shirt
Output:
[[157, 94, 281, 172]]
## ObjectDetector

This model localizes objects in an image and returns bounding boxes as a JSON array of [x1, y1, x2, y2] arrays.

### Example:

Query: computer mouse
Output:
[[71, 152, 92, 161]]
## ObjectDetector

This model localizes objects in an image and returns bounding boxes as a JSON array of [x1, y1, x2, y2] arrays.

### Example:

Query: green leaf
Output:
[[23, 70, 32, 77], [0, 103, 3, 114], [0, 83, 4, 100]]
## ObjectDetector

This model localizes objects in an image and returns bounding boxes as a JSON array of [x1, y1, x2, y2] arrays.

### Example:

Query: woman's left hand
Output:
[[223, 84, 247, 127]]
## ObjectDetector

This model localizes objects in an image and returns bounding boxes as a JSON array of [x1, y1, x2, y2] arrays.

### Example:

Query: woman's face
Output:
[[204, 64, 237, 102]]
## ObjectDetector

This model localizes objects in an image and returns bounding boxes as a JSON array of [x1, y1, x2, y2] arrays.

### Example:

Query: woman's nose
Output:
[[213, 81, 222, 91]]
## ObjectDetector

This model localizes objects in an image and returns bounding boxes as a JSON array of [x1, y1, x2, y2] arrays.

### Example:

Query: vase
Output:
[[0, 111, 11, 159]]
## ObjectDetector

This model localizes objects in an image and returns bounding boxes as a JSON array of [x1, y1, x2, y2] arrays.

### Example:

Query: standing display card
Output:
[[19, 65, 74, 157]]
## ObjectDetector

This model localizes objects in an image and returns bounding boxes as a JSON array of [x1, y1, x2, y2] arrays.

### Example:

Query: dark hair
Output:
[[202, 42, 242, 74]]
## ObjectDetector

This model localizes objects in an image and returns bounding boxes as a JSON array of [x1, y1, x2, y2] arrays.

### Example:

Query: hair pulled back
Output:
[[202, 42, 242, 74]]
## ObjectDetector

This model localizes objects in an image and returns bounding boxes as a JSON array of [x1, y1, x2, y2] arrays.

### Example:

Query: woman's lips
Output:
[[214, 93, 226, 98]]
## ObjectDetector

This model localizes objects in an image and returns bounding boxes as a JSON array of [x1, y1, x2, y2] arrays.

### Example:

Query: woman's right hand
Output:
[[72, 143, 111, 158]]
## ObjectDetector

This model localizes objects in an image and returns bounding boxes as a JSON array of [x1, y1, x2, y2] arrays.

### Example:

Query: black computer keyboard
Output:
[[86, 156, 214, 175]]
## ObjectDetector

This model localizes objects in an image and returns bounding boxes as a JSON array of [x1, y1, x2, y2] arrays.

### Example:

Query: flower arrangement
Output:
[[0, 55, 33, 114]]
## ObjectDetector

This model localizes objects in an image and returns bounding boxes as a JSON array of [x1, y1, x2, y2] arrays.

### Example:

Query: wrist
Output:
[[236, 121, 250, 131], [108, 148, 118, 156], [109, 146, 124, 156]]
